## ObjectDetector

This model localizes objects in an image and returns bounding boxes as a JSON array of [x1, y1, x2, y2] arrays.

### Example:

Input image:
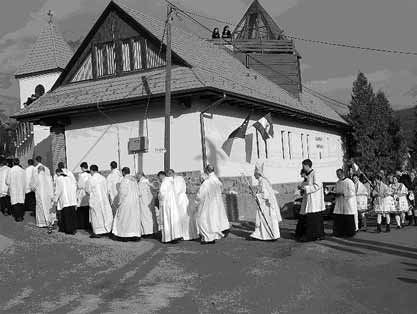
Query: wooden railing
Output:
[[207, 39, 295, 53]]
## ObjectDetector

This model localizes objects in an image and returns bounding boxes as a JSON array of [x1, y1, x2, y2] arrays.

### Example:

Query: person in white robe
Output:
[[107, 161, 122, 215], [250, 162, 282, 241], [54, 169, 78, 235], [86, 165, 113, 238], [24, 159, 36, 214], [333, 169, 357, 237], [137, 172, 158, 236], [31, 165, 55, 229], [76, 162, 91, 230], [168, 169, 198, 241], [158, 171, 182, 243], [112, 167, 141, 240], [296, 159, 325, 242], [196, 165, 230, 244], [6, 159, 26, 222], [0, 157, 11, 216], [352, 174, 369, 231], [52, 162, 75, 193]]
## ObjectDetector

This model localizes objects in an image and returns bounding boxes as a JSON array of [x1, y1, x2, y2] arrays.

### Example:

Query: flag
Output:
[[221, 113, 251, 156], [252, 113, 274, 140]]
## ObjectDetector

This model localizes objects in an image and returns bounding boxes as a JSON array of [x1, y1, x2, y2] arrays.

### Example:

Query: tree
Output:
[[412, 105, 417, 167], [345, 72, 377, 175], [346, 72, 408, 176]]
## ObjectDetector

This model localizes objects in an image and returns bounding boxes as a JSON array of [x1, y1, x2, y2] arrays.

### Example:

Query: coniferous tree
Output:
[[346, 72, 377, 175], [412, 105, 417, 167], [346, 73, 408, 175]]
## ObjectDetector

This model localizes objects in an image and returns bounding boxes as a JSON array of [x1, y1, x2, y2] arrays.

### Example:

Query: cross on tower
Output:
[[47, 10, 54, 24]]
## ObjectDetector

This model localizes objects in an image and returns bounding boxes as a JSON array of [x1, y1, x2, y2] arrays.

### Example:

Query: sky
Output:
[[1, 0, 417, 117]]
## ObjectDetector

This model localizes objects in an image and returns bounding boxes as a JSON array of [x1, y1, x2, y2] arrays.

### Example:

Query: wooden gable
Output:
[[57, 2, 187, 86]]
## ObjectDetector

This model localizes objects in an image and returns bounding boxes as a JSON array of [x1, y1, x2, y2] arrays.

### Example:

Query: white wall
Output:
[[202, 104, 344, 184], [65, 99, 344, 185], [17, 72, 61, 108], [65, 102, 202, 174]]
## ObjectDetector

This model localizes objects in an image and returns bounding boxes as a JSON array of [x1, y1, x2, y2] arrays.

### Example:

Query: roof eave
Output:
[[12, 85, 348, 130], [205, 87, 349, 130], [15, 67, 65, 80]]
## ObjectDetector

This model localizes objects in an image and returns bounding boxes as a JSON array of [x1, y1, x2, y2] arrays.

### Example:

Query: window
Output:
[[95, 42, 116, 77], [288, 132, 292, 160], [306, 134, 310, 158], [132, 39, 143, 70], [121, 40, 131, 71], [72, 54, 93, 82], [281, 131, 286, 159], [145, 40, 165, 68]]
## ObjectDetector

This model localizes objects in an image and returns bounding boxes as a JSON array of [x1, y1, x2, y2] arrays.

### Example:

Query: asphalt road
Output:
[[1, 214, 417, 314]]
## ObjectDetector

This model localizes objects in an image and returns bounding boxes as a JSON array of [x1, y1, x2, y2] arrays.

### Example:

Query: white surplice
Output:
[[300, 170, 325, 214], [25, 165, 35, 194], [196, 173, 230, 242], [86, 173, 113, 234], [112, 175, 141, 238], [334, 178, 357, 215], [173, 175, 198, 240], [138, 177, 157, 235], [6, 166, 26, 205], [0, 166, 10, 198], [158, 177, 182, 243], [250, 176, 282, 240], [31, 169, 54, 227], [77, 171, 91, 207], [54, 175, 77, 209], [107, 169, 122, 213]]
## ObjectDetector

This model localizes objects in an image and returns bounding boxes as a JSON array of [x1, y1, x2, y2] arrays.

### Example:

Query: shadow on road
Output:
[[325, 237, 417, 260], [397, 277, 417, 284]]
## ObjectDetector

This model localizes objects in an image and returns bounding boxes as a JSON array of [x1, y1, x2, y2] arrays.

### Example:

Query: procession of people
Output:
[[1, 154, 416, 245]]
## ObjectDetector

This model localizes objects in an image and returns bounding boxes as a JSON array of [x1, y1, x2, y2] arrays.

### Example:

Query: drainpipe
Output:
[[200, 93, 227, 170]]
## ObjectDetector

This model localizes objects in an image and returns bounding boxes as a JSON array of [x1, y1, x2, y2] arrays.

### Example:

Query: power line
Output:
[[173, 2, 417, 57], [165, 0, 350, 110], [286, 35, 417, 56]]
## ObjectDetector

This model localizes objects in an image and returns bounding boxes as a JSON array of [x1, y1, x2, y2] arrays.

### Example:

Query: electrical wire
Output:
[[165, 0, 350, 110], [170, 1, 417, 57]]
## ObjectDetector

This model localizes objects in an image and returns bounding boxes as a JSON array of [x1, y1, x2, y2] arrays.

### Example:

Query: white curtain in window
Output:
[[106, 43, 116, 75], [122, 41, 130, 71], [133, 39, 142, 70]]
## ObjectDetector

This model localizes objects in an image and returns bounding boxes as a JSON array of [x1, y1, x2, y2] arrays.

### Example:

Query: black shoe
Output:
[[222, 230, 230, 238], [386, 225, 391, 232], [376, 224, 382, 233], [397, 226, 401, 230], [90, 234, 102, 239], [201, 240, 216, 245]]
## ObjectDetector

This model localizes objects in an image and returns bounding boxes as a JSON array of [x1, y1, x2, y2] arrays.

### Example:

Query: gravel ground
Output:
[[1, 214, 417, 314]]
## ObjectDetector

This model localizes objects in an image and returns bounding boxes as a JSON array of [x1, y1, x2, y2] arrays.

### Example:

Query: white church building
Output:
[[13, 0, 348, 215]]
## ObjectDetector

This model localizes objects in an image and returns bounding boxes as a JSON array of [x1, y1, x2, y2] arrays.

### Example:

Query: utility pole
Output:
[[164, 5, 173, 172]]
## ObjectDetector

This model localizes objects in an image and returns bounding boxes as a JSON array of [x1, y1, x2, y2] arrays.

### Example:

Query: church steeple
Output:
[[15, 12, 73, 78], [233, 0, 284, 40]]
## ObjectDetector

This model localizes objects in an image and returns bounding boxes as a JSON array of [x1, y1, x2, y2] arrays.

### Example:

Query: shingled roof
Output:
[[15, 20, 73, 78], [13, 0, 346, 126]]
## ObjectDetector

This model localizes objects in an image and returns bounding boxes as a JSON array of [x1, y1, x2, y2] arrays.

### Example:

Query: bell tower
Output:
[[14, 11, 73, 169], [222, 0, 302, 98]]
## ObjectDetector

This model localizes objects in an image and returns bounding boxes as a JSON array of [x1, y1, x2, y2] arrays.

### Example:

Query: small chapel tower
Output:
[[14, 11, 73, 167]]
